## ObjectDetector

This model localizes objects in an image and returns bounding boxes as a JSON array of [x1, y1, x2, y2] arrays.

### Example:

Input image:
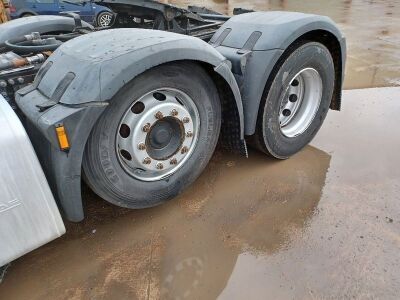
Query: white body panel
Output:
[[0, 95, 65, 267]]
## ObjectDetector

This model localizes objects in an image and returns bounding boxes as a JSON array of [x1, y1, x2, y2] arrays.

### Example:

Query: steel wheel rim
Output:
[[99, 13, 112, 27], [279, 68, 323, 138], [116, 88, 200, 182]]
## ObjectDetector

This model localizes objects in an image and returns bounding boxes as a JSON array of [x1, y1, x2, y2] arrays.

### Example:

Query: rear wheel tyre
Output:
[[83, 62, 221, 209], [252, 41, 335, 159], [96, 11, 113, 27], [21, 13, 34, 17]]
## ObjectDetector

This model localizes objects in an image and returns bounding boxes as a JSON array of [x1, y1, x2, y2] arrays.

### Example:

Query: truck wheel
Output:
[[83, 62, 221, 208], [252, 41, 335, 159]]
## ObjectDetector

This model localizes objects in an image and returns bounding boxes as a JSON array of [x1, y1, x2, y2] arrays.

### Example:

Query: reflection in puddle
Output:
[[158, 147, 331, 299]]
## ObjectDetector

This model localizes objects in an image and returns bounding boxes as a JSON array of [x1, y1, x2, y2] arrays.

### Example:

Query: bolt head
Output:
[[155, 111, 164, 120], [138, 143, 146, 150], [182, 117, 190, 124], [156, 162, 164, 170], [170, 158, 177, 165], [186, 131, 193, 138], [143, 157, 151, 165], [142, 123, 151, 133], [170, 109, 178, 117], [181, 146, 189, 154]]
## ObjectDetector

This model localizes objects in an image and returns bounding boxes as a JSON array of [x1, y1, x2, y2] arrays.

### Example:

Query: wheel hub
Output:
[[146, 117, 184, 160], [279, 68, 323, 137], [116, 88, 200, 181]]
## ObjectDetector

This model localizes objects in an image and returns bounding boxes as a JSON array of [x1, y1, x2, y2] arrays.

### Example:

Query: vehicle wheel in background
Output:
[[251, 41, 335, 159], [83, 62, 221, 209], [21, 13, 34, 17], [96, 11, 112, 27]]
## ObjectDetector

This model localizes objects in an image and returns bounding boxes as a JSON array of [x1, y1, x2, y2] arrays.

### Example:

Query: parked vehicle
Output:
[[0, 0, 345, 270], [8, 0, 112, 26]]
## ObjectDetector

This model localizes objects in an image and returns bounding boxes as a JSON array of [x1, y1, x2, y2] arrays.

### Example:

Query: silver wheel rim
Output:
[[279, 68, 323, 138], [116, 88, 200, 182], [98, 13, 112, 27]]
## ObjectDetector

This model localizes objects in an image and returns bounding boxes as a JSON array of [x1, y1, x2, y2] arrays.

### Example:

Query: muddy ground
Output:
[[1, 1, 400, 299]]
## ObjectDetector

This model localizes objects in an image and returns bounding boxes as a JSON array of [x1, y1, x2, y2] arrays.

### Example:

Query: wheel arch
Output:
[[259, 29, 345, 114], [19, 10, 37, 17], [46, 29, 246, 151], [213, 12, 346, 135], [289, 29, 345, 111]]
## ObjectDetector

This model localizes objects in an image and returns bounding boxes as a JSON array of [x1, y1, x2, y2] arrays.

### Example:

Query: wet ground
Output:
[[1, 87, 399, 299], [1, 1, 400, 299], [167, 0, 400, 89]]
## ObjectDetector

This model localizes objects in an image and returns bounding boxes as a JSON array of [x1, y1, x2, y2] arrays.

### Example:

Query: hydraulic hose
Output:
[[1, 32, 81, 54], [5, 37, 62, 54]]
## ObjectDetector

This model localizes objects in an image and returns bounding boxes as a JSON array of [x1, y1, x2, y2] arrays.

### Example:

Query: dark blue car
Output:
[[8, 0, 113, 27]]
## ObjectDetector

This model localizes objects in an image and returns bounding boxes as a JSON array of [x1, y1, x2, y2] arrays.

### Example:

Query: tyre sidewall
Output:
[[262, 42, 335, 158]]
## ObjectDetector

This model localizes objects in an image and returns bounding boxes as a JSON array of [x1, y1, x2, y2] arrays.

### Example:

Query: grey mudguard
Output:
[[0, 16, 93, 43], [16, 29, 244, 222], [211, 11, 346, 135]]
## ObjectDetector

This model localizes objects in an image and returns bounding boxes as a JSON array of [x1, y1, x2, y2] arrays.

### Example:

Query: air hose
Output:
[[3, 32, 80, 54]]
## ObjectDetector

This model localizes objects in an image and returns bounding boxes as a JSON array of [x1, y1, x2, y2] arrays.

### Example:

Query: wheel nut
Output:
[[186, 131, 193, 138], [143, 157, 151, 164], [138, 143, 146, 150], [170, 158, 177, 165], [155, 111, 164, 120], [182, 117, 190, 124], [181, 146, 189, 154], [156, 163, 164, 170], [170, 109, 178, 117], [142, 123, 151, 132]]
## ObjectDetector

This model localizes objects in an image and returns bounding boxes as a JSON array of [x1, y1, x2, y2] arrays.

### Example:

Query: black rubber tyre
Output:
[[83, 62, 221, 209], [251, 41, 335, 159], [21, 13, 34, 17]]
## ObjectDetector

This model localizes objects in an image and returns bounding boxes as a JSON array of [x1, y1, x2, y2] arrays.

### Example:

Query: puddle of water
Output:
[[166, 0, 400, 89], [1, 87, 399, 299], [0, 145, 331, 300]]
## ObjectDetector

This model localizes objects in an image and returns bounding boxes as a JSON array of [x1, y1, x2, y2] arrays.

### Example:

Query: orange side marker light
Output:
[[55, 125, 70, 151]]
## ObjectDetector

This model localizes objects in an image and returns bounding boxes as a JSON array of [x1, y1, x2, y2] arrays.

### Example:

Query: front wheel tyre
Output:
[[83, 62, 221, 209], [251, 41, 335, 159]]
